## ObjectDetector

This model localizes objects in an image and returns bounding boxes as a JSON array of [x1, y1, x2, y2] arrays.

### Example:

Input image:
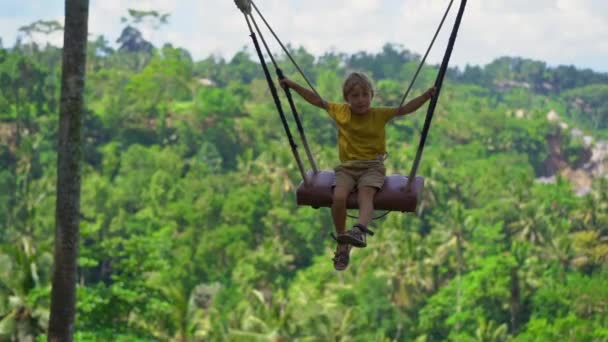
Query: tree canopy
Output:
[[0, 20, 606, 341]]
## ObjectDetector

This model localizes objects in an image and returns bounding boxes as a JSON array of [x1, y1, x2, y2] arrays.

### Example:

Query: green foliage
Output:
[[514, 314, 608, 342], [562, 84, 608, 130], [418, 255, 516, 340], [0, 50, 56, 121], [126, 45, 193, 114], [18, 20, 63, 38], [531, 272, 608, 321], [348, 43, 419, 81], [1, 33, 607, 341]]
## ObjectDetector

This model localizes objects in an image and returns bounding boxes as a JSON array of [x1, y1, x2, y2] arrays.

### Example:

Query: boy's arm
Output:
[[395, 87, 436, 117], [280, 78, 328, 110]]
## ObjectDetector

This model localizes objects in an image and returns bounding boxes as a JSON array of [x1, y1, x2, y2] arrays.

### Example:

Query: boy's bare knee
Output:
[[333, 186, 351, 204], [358, 186, 377, 198], [333, 192, 348, 204]]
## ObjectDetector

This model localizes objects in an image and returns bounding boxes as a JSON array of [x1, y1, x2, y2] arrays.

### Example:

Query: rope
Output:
[[406, 0, 468, 189], [398, 0, 455, 108], [249, 13, 318, 172], [234, 0, 251, 15], [251, 1, 321, 98], [238, 0, 468, 214], [243, 13, 309, 184], [249, 14, 279, 69], [347, 210, 390, 220]]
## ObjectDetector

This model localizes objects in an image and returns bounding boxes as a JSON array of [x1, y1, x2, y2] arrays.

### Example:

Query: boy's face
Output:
[[346, 84, 372, 115]]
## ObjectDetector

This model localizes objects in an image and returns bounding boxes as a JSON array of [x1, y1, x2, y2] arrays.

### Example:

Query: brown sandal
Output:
[[337, 224, 374, 248], [333, 243, 352, 271]]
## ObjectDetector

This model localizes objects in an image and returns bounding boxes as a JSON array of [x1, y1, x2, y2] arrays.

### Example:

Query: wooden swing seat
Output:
[[296, 170, 424, 212]]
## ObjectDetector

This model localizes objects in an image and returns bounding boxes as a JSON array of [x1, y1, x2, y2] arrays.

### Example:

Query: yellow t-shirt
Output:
[[327, 102, 397, 163]]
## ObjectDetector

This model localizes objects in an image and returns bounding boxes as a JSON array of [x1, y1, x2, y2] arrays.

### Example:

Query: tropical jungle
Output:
[[0, 10, 607, 342]]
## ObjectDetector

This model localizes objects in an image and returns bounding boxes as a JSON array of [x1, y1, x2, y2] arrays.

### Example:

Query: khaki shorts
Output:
[[334, 160, 386, 191]]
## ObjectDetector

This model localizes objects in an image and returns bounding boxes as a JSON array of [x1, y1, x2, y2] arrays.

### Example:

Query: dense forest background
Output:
[[0, 14, 607, 341]]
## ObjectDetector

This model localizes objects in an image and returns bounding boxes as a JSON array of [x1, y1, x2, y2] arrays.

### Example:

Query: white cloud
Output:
[[1, 0, 607, 72]]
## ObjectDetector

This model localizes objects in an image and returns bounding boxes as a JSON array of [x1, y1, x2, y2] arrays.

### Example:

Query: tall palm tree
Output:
[[572, 178, 608, 233], [368, 221, 435, 310], [48, 0, 89, 340], [412, 200, 475, 336]]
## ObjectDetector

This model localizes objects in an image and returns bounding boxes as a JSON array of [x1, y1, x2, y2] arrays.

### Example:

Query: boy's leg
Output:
[[337, 186, 378, 247], [332, 168, 356, 271], [337, 163, 384, 247], [332, 184, 352, 271], [357, 186, 378, 227], [357, 163, 385, 227], [332, 166, 356, 235], [332, 183, 352, 235]]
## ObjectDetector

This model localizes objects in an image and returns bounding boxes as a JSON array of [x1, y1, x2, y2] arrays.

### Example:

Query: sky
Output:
[[1, 0, 607, 73]]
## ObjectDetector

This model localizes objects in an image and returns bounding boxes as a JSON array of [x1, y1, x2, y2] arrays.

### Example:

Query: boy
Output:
[[280, 72, 435, 270]]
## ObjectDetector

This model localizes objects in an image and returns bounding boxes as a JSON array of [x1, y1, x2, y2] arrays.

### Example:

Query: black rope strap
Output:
[[234, 0, 251, 15], [406, 0, 467, 189], [236, 0, 468, 218], [347, 210, 390, 221], [242, 13, 309, 184], [251, 1, 321, 98], [398, 0, 454, 108], [248, 13, 318, 172]]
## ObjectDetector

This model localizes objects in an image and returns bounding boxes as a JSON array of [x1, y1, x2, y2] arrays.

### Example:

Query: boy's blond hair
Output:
[[342, 72, 374, 100]]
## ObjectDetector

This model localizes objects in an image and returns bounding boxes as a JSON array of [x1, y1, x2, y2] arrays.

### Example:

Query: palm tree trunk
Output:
[[455, 231, 464, 333], [48, 0, 89, 341], [509, 267, 520, 332]]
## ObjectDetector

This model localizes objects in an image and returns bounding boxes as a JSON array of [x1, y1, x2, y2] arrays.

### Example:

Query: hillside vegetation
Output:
[[0, 31, 607, 341]]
